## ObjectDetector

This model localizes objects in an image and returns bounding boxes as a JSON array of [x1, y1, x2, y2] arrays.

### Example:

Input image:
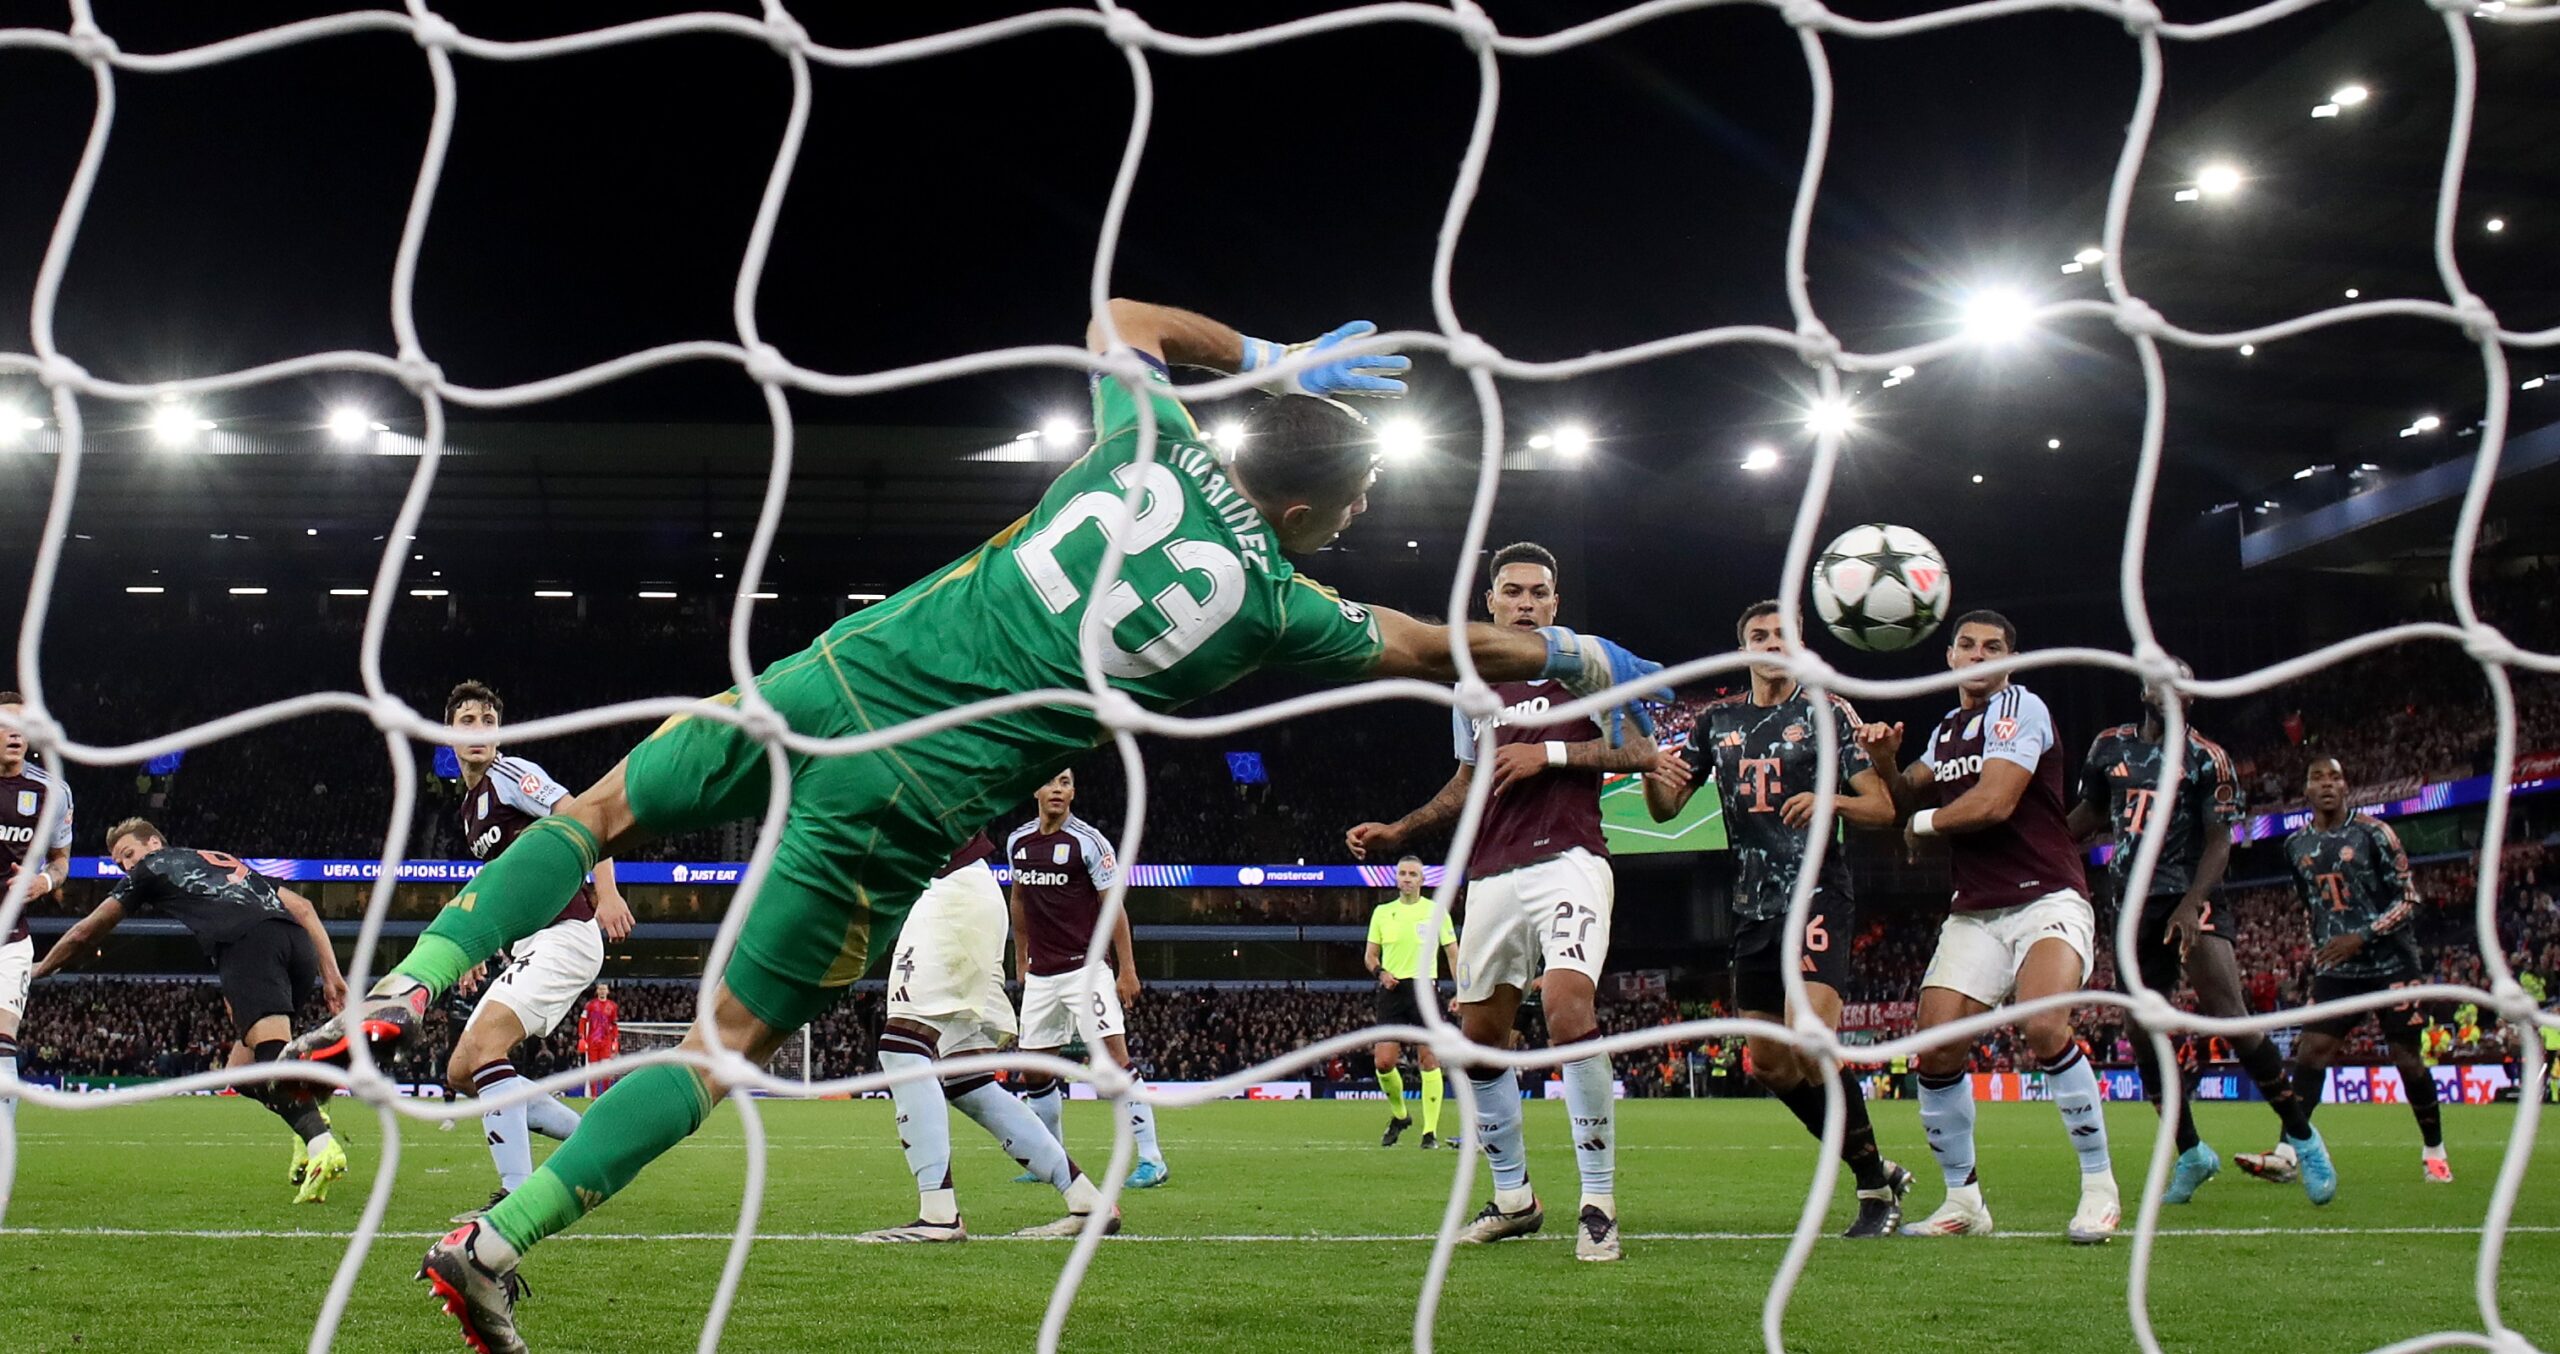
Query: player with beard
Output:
[[1347, 541, 1662, 1263]]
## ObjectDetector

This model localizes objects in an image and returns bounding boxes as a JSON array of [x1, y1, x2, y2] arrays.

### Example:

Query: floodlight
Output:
[[152, 403, 203, 446], [326, 407, 370, 443], [1805, 399, 1856, 437], [2331, 84, 2368, 106], [1740, 445, 1780, 472], [1041, 417, 1078, 447], [1960, 288, 2035, 345], [1377, 418, 1426, 461], [1550, 426, 1593, 458], [2197, 163, 2243, 196]]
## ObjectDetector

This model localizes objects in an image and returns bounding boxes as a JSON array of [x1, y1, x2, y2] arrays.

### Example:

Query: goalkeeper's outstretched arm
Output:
[[1089, 298, 1409, 397]]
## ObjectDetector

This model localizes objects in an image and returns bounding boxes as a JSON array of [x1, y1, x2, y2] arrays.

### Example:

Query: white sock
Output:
[[2043, 1045, 2113, 1177], [466, 1219, 520, 1272], [1026, 1081, 1065, 1148], [2423, 1143, 2448, 1162], [1469, 1068, 1529, 1198], [1125, 1098, 1165, 1169], [1560, 1053, 1616, 1199], [522, 1092, 581, 1141], [951, 1079, 1075, 1192], [472, 1069, 535, 1192], [1917, 1071, 1978, 1190], [880, 1050, 955, 1213], [1, 1049, 17, 1123]]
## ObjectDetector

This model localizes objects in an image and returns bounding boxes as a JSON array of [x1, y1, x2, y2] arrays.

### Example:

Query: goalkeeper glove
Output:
[[1238, 320, 1411, 398], [1536, 626, 1671, 747]]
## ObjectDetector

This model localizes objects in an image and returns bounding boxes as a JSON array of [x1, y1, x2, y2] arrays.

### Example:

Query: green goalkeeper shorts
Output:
[[621, 659, 962, 1033]]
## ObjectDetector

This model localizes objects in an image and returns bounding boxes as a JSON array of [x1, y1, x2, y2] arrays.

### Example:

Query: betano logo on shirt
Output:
[[1933, 753, 1987, 783]]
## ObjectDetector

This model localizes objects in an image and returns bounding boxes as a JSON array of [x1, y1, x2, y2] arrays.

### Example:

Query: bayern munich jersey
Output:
[[1916, 682, 2086, 912], [2079, 722, 2242, 901], [1684, 686, 1869, 921], [1008, 814, 1119, 977], [1450, 678, 1609, 878], [106, 846, 292, 956], [460, 755, 594, 925], [0, 759, 73, 944], [2284, 814, 2421, 979]]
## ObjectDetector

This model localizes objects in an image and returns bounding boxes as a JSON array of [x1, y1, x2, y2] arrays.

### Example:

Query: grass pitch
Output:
[[3, 1095, 2552, 1352]]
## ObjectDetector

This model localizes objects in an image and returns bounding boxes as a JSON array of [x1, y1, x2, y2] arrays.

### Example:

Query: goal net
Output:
[[0, 5, 2553, 1354], [617, 1022, 813, 1094]]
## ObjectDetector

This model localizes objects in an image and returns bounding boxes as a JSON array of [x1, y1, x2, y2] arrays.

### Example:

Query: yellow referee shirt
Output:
[[1367, 897, 1457, 981]]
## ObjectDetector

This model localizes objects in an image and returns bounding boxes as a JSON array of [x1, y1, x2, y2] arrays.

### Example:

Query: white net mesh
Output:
[[1, 3, 2556, 1353], [618, 1021, 811, 1090]]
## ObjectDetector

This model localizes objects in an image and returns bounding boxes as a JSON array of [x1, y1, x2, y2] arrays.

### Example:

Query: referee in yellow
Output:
[[1365, 855, 1462, 1147]]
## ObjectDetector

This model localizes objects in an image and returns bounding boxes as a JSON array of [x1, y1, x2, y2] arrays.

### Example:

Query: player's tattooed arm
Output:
[[1349, 763, 1473, 859], [278, 887, 350, 1012], [30, 896, 125, 979], [1489, 732, 1657, 796]]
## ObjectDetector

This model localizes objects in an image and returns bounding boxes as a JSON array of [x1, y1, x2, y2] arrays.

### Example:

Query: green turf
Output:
[[1600, 771, 1725, 854], [2, 1095, 2551, 1351]]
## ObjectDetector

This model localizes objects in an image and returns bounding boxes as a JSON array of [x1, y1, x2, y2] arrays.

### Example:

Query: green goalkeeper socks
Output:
[[394, 815, 600, 996], [484, 1061, 715, 1256]]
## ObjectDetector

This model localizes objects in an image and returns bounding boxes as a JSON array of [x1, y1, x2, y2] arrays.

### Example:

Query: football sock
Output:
[[2403, 1060, 2445, 1148], [1561, 1052, 1616, 1199], [523, 1089, 582, 1141], [1, 1034, 17, 1123], [2043, 1043, 2113, 1176], [1022, 1076, 1065, 1149], [950, 1076, 1077, 1194], [1126, 1098, 1165, 1168], [484, 1060, 713, 1257], [1917, 1070, 1978, 1190], [2131, 1031, 2200, 1153], [2234, 1034, 2313, 1140], [396, 816, 599, 996], [1379, 1066, 1408, 1120], [1764, 1068, 1895, 1191], [879, 1042, 956, 1222], [250, 1038, 333, 1143], [1421, 1068, 1445, 1135], [1468, 1067, 1530, 1201], [471, 1060, 537, 1192], [2291, 1060, 2325, 1123]]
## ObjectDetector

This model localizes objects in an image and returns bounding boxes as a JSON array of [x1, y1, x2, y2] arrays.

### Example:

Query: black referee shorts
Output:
[[1372, 980, 1437, 1032], [215, 920, 321, 1040]]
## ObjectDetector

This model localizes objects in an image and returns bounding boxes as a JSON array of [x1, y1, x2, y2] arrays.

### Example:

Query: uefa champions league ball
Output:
[[1810, 524, 1951, 653]]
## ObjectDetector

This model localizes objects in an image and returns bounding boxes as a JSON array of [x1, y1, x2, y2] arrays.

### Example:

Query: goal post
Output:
[[616, 1021, 814, 1093]]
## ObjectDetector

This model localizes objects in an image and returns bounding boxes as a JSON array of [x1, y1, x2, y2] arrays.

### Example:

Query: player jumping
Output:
[[1346, 541, 1661, 1263], [282, 299, 1662, 1352], [1862, 611, 2121, 1243], [861, 828, 1116, 1242], [1365, 854, 1460, 1148], [2069, 670, 2334, 1205], [442, 682, 635, 1223], [1006, 770, 1169, 1187], [1641, 600, 1914, 1237], [0, 690, 72, 1125], [2236, 758, 2447, 1187], [35, 819, 351, 1201]]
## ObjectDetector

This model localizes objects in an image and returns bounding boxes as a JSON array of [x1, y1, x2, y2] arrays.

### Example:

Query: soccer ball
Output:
[[1810, 524, 1950, 653]]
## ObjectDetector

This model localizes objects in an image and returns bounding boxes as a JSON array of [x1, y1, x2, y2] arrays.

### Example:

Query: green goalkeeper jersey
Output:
[[779, 358, 1384, 841]]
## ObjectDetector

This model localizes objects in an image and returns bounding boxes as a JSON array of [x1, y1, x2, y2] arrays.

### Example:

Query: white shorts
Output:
[[1920, 889, 2096, 1008], [1455, 847, 1615, 1005], [1019, 963, 1125, 1050], [0, 935, 30, 1019], [884, 861, 1018, 1057], [468, 917, 605, 1040]]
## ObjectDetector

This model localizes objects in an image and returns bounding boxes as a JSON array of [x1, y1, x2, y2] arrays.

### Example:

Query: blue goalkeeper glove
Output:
[[1238, 320, 1411, 398], [1536, 625, 1671, 747]]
